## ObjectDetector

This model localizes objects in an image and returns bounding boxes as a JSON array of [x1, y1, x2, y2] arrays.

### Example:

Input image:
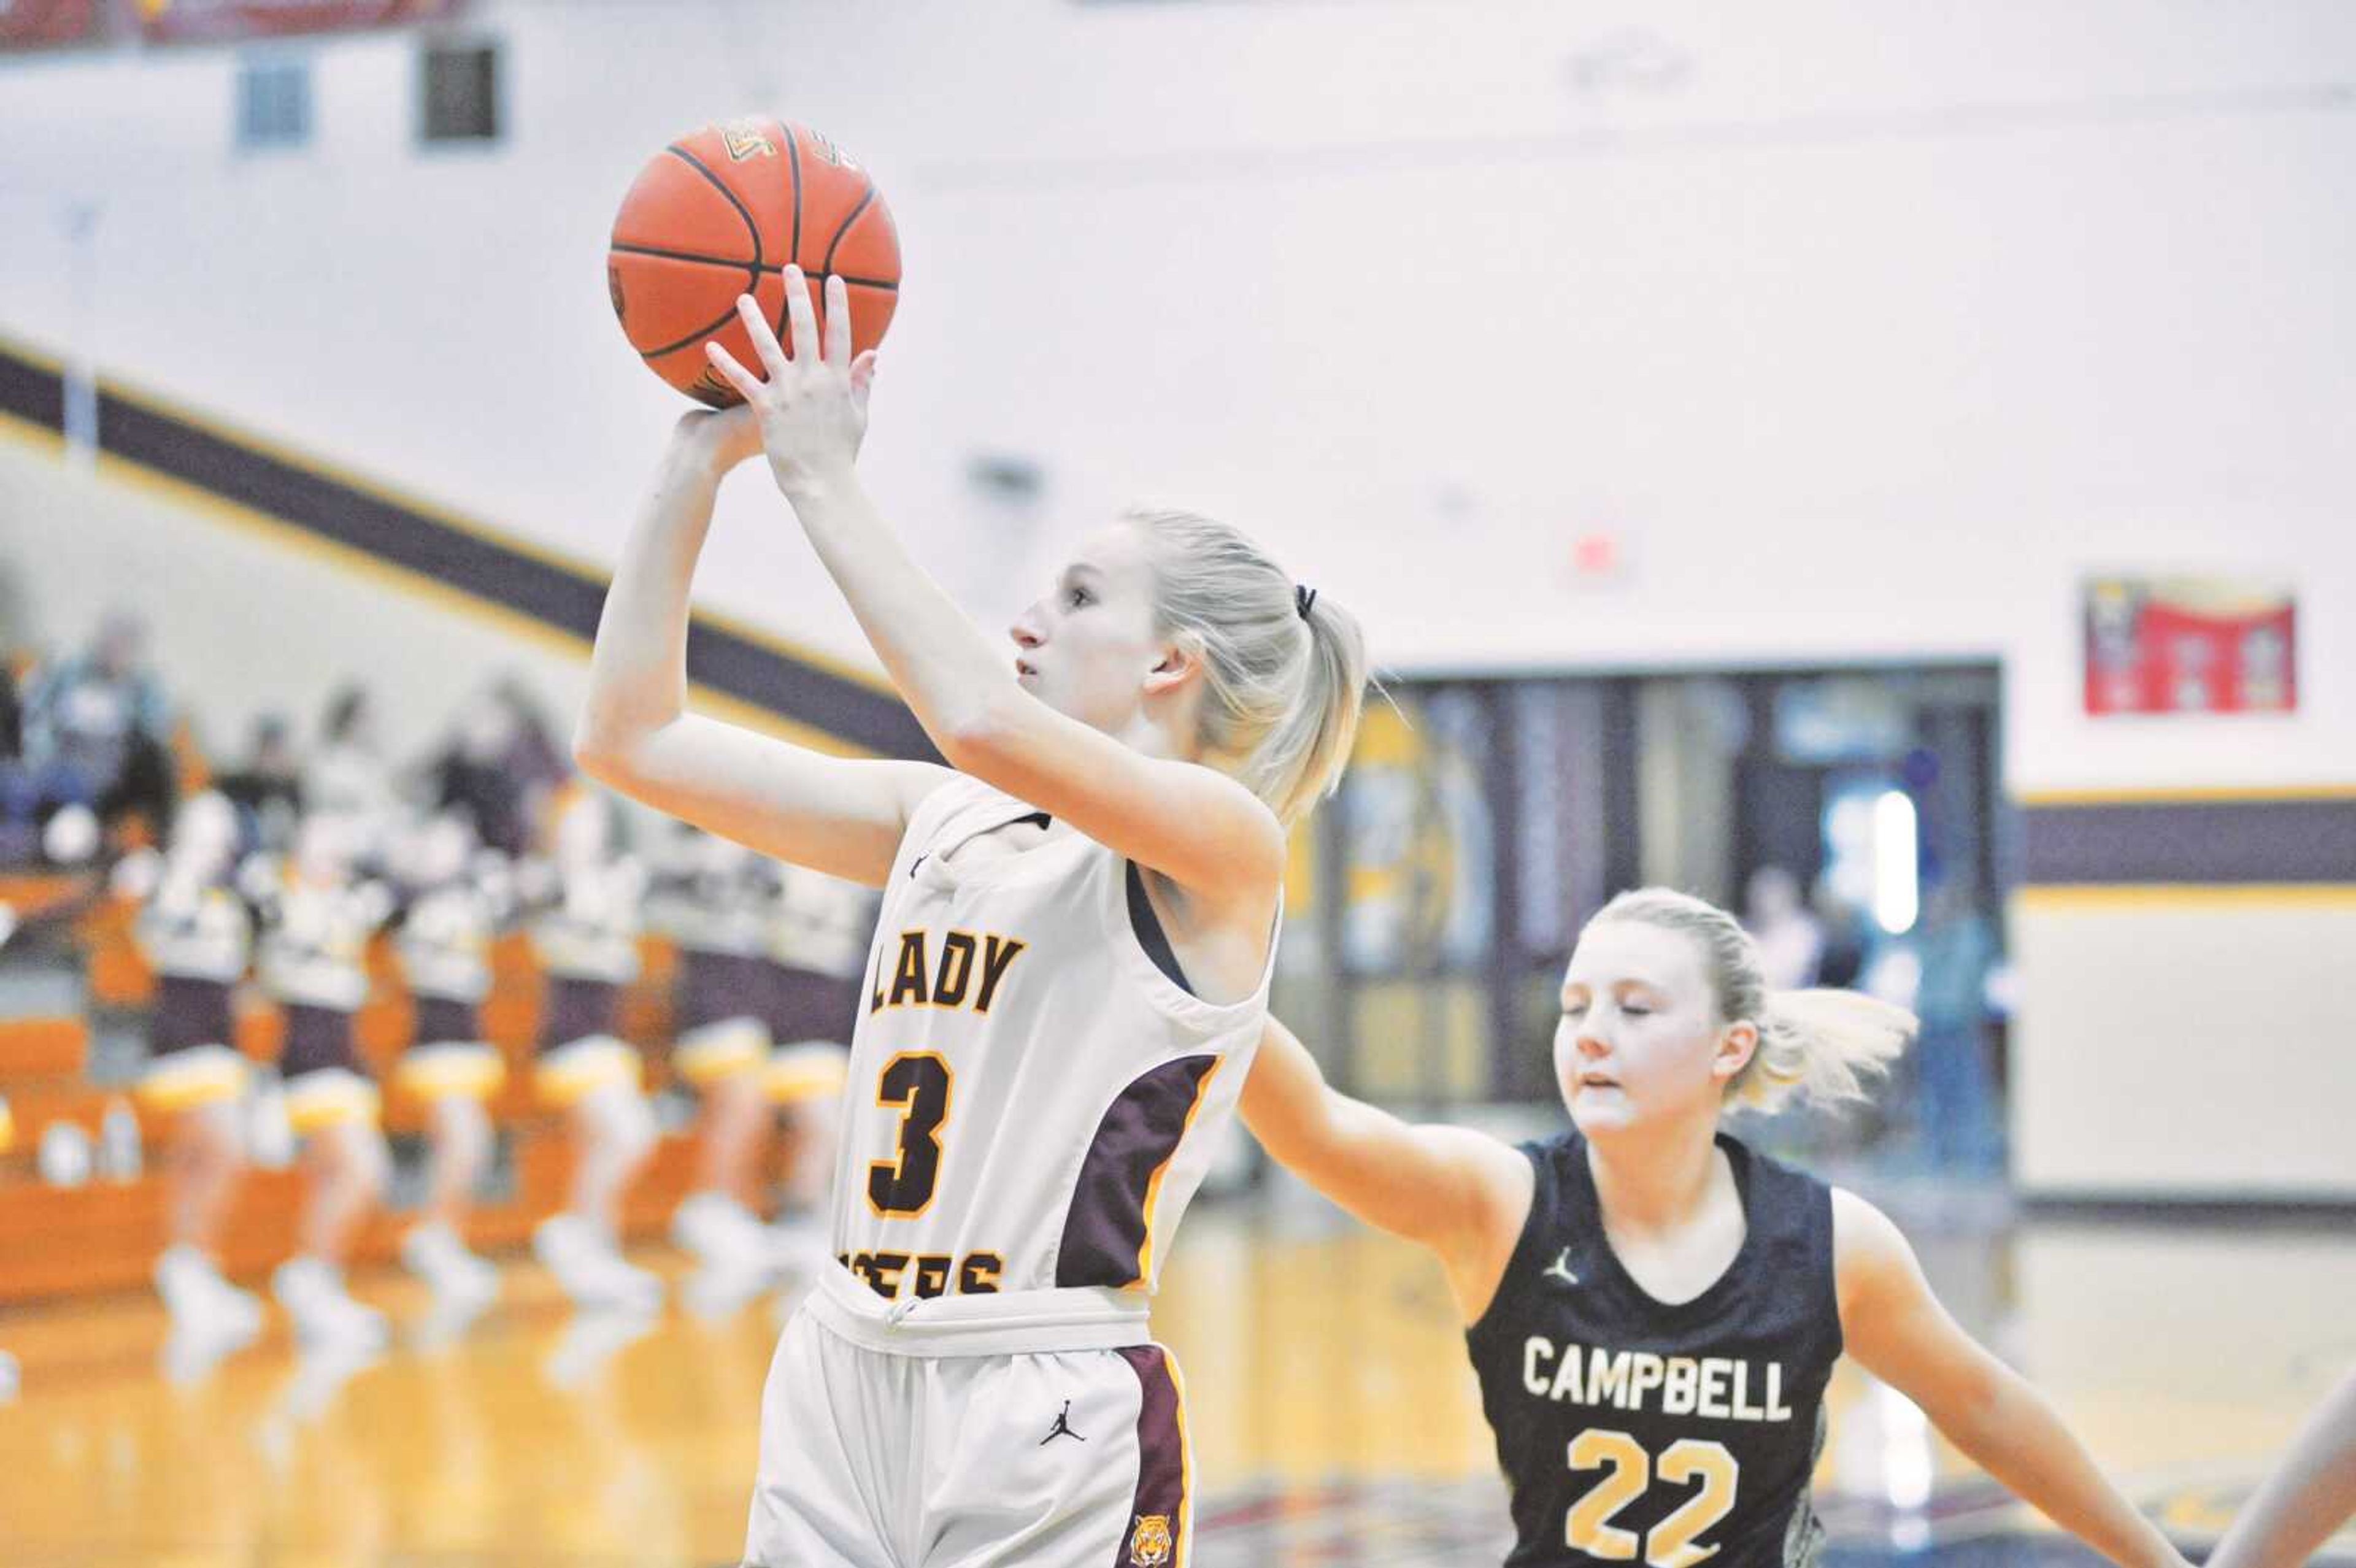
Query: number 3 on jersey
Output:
[[1566, 1429, 1738, 1568], [868, 1053, 953, 1216]]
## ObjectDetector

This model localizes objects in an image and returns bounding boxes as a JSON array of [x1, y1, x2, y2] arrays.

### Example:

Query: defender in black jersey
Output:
[[1244, 887, 2189, 1568], [1469, 1128, 1839, 1566]]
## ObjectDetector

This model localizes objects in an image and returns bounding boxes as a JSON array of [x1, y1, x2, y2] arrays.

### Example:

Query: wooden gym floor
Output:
[[1, 1179, 2350, 1567]]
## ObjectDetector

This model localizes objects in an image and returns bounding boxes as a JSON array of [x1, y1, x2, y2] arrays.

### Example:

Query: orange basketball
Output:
[[607, 117, 901, 407]]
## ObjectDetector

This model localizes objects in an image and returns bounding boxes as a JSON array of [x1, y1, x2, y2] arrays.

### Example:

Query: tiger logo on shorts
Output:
[[1127, 1514, 1173, 1566]]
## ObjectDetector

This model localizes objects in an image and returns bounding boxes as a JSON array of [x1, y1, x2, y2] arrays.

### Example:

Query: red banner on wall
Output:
[[136, 0, 463, 44], [0, 0, 101, 49], [2084, 575, 2297, 715]]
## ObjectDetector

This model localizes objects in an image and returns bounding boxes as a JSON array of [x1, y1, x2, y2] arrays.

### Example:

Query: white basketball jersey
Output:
[[831, 777, 1272, 1304]]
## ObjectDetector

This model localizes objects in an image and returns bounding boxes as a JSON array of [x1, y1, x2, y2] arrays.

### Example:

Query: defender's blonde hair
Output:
[[1585, 887, 1917, 1113], [1126, 508, 1368, 824]]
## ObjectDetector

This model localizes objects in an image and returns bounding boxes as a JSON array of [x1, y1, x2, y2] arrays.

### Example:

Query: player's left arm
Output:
[[1241, 1018, 1533, 1320], [2204, 1365, 2356, 1568], [704, 275, 1284, 911], [1831, 1190, 2191, 1568]]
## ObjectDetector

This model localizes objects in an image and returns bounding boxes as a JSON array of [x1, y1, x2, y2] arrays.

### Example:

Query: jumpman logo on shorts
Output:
[[1040, 1400, 1085, 1445]]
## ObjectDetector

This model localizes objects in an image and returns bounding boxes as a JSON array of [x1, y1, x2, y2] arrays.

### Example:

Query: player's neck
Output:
[[1115, 678, 1212, 764], [1585, 1115, 1724, 1238]]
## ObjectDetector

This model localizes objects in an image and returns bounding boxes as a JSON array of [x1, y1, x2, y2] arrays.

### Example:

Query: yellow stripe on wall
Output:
[[0, 415, 65, 459], [2017, 785, 2356, 807], [2015, 884, 2356, 912], [0, 326, 66, 375]]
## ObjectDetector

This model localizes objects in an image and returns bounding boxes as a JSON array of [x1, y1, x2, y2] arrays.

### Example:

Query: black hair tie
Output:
[[1295, 583, 1317, 620]]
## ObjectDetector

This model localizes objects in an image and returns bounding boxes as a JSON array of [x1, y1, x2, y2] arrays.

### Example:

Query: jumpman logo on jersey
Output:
[[1544, 1248, 1581, 1286], [912, 811, 1052, 880], [1040, 1400, 1085, 1445]]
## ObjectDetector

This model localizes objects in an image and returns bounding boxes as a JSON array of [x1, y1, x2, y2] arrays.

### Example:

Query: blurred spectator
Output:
[[527, 784, 663, 1310], [491, 677, 569, 799], [128, 790, 267, 1351], [386, 808, 507, 1318], [429, 678, 570, 859], [0, 658, 28, 861], [213, 713, 306, 852], [306, 684, 398, 826], [428, 691, 530, 858], [250, 810, 398, 1350], [1908, 878, 2002, 1174], [0, 656, 21, 760], [21, 609, 176, 834], [1743, 864, 1825, 990], [1811, 874, 1869, 990]]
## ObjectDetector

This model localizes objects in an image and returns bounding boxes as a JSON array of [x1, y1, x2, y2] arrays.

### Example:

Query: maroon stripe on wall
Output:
[[0, 334, 936, 763], [2022, 797, 2356, 884], [1114, 1345, 1187, 1567]]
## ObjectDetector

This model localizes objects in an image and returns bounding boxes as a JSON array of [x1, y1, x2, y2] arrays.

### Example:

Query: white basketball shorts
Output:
[[742, 1269, 1192, 1568]]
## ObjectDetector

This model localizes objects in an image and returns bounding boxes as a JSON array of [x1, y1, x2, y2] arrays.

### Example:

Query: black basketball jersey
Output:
[[1465, 1129, 1842, 1568]]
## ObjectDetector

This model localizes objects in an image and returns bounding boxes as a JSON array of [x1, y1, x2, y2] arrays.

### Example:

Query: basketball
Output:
[[607, 117, 901, 407]]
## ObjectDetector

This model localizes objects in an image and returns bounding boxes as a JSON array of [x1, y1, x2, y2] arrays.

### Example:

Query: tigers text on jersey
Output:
[[1465, 1131, 1842, 1568], [831, 777, 1272, 1304]]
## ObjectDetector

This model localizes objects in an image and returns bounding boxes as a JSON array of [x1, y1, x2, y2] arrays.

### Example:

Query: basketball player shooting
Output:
[[575, 269, 1368, 1566]]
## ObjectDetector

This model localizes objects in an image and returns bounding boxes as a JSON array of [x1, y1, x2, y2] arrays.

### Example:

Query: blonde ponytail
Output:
[[1586, 888, 1918, 1115], [1738, 987, 1915, 1113], [1127, 509, 1369, 824]]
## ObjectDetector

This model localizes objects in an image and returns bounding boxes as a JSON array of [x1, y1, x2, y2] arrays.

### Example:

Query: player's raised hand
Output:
[[702, 267, 880, 499], [668, 402, 763, 475]]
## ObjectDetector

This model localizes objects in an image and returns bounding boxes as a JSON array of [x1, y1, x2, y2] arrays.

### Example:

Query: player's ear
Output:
[[1712, 1020, 1758, 1083], [1142, 632, 1201, 698]]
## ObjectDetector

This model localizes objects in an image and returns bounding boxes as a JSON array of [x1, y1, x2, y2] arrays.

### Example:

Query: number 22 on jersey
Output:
[[1566, 1429, 1738, 1568]]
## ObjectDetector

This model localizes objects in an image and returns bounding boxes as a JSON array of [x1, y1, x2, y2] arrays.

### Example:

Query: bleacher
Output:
[[0, 868, 734, 1305]]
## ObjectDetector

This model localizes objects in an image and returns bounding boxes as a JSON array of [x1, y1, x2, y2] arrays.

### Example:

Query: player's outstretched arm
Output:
[[1242, 1018, 1533, 1317], [574, 407, 951, 887], [1831, 1191, 2190, 1568], [705, 274, 1284, 910], [2207, 1366, 2356, 1568]]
